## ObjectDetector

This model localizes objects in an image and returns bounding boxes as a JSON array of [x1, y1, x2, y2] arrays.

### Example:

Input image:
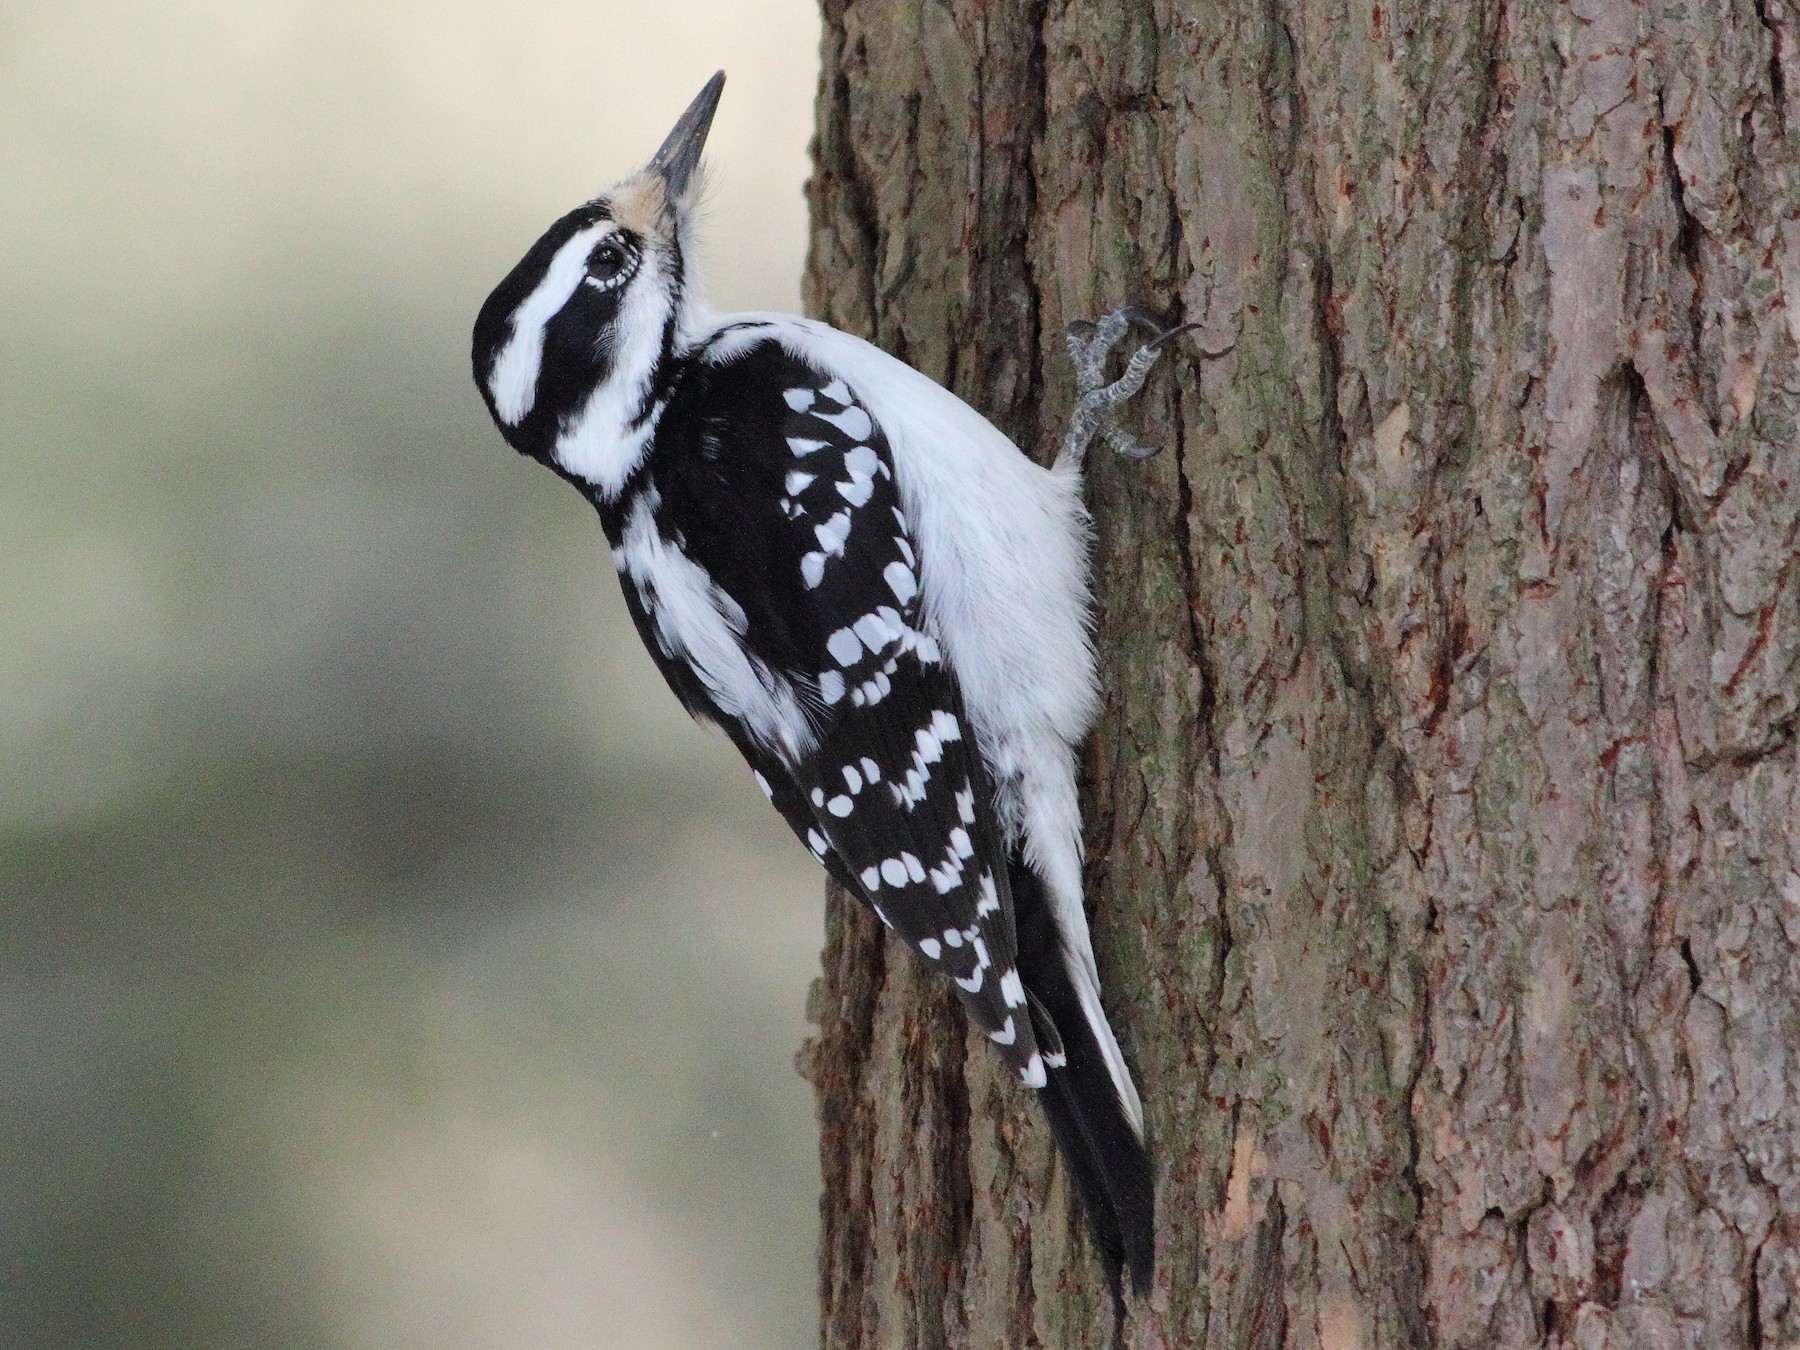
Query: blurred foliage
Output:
[[1, 3, 824, 1346]]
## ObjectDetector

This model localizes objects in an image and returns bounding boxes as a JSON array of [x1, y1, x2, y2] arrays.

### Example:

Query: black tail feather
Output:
[[1008, 856, 1154, 1298]]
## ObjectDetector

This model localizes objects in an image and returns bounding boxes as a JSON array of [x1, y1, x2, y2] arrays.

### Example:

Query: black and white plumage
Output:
[[470, 72, 1176, 1295]]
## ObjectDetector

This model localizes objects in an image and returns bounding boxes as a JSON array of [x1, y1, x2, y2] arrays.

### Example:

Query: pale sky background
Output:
[[2, 3, 827, 1346]]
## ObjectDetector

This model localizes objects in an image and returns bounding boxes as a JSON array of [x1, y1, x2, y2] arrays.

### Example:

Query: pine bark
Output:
[[796, 0, 1800, 1345]]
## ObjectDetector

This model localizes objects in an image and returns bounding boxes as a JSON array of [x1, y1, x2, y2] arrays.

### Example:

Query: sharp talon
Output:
[[1116, 304, 1171, 335], [1067, 320, 1098, 340], [1102, 424, 1161, 460], [1146, 321, 1200, 353]]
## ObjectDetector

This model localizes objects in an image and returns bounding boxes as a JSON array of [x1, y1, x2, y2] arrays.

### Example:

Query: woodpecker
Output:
[[471, 71, 1184, 1297]]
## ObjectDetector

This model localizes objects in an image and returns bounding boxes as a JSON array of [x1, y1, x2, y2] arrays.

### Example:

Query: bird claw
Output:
[[1058, 304, 1190, 469], [1145, 320, 1201, 353], [1103, 425, 1162, 461]]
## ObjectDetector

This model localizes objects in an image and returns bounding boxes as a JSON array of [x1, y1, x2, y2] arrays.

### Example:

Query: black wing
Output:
[[630, 333, 1042, 1082]]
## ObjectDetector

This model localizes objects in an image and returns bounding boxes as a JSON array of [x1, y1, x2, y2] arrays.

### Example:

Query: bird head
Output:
[[472, 71, 723, 484]]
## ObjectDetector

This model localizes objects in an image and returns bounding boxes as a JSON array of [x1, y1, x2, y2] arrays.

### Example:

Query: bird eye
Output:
[[586, 239, 633, 288]]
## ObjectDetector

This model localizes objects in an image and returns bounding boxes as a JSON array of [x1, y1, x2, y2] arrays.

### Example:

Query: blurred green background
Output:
[[2, 4, 826, 1346]]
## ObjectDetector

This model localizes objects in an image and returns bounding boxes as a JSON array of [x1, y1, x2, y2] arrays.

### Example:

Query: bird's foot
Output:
[[1057, 305, 1196, 471]]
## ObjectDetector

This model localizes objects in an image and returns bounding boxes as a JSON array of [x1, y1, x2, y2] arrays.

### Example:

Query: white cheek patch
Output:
[[555, 254, 678, 493], [489, 223, 612, 425]]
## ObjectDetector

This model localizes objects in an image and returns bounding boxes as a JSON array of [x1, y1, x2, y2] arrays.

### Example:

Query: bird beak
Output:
[[648, 70, 725, 200]]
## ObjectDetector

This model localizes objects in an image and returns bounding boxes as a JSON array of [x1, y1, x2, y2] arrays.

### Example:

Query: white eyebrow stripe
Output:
[[488, 222, 612, 425]]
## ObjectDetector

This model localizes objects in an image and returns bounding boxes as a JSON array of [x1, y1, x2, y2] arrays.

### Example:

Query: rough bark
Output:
[[796, 0, 1800, 1345]]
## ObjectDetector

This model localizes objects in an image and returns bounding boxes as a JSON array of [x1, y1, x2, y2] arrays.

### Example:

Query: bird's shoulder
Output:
[[634, 329, 916, 684]]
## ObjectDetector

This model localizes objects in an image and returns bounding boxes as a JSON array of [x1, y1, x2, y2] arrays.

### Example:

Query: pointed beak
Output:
[[647, 71, 725, 200]]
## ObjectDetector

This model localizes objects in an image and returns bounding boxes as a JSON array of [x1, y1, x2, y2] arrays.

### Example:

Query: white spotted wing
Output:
[[636, 333, 1044, 1083]]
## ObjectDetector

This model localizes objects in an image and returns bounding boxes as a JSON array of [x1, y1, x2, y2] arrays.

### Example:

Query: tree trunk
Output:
[[796, 0, 1800, 1344]]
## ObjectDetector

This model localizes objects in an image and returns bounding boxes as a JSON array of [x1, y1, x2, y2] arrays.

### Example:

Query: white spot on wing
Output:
[[1000, 969, 1026, 1008], [853, 610, 903, 654], [783, 388, 816, 410], [801, 552, 826, 589], [990, 1016, 1017, 1046], [894, 766, 929, 809], [976, 873, 1000, 916], [815, 405, 873, 440], [860, 866, 880, 889], [814, 511, 852, 556], [818, 670, 845, 704], [827, 795, 854, 817], [843, 445, 880, 480], [827, 629, 862, 667], [880, 859, 908, 887], [883, 561, 918, 603], [919, 937, 941, 960]]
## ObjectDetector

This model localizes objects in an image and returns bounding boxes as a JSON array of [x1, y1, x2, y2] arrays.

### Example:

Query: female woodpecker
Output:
[[471, 71, 1182, 1296]]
